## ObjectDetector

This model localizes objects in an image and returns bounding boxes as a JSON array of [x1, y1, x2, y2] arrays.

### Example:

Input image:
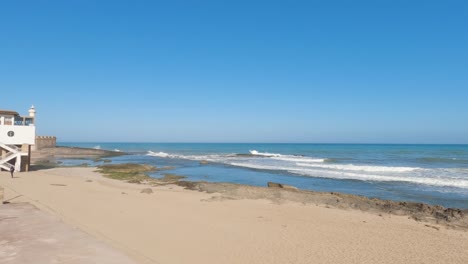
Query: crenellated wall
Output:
[[35, 136, 56, 150]]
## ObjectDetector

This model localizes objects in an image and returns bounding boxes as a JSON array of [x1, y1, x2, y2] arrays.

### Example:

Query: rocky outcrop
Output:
[[31, 146, 124, 164], [267, 182, 298, 191]]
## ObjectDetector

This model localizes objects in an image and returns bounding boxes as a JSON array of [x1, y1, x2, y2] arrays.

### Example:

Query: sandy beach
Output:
[[3, 1, 467, 262], [1, 165, 467, 264]]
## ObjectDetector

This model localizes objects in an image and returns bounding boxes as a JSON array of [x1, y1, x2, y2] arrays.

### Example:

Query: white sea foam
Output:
[[146, 149, 468, 189], [250, 150, 325, 163], [147, 151, 172, 158], [295, 162, 417, 173], [288, 167, 468, 189], [229, 162, 468, 188], [272, 156, 325, 163], [93, 145, 101, 150], [249, 150, 282, 157], [147, 151, 221, 161]]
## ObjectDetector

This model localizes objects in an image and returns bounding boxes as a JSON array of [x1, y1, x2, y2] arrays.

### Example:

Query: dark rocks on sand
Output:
[[267, 182, 298, 191]]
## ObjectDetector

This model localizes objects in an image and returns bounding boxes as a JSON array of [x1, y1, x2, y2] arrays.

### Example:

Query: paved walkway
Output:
[[0, 203, 136, 264]]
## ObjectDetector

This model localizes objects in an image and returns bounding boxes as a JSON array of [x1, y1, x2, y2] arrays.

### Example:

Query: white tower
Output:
[[28, 105, 36, 118]]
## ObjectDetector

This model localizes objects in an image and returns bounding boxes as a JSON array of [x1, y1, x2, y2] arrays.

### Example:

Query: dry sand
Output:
[[1, 167, 467, 264], [0, 203, 136, 264]]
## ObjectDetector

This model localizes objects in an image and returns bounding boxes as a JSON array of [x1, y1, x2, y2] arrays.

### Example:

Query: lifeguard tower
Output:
[[0, 106, 36, 172]]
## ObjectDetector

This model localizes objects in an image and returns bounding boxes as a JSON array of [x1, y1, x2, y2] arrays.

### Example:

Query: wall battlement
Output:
[[35, 136, 56, 150], [36, 136, 57, 139]]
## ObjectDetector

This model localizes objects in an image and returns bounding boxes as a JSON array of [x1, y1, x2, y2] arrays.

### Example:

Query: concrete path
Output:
[[0, 203, 136, 264]]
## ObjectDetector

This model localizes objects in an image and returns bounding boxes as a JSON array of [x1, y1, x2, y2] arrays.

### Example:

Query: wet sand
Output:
[[1, 167, 467, 263]]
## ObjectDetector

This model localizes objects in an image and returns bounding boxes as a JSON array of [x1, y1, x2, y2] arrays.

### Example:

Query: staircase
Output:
[[0, 142, 22, 172]]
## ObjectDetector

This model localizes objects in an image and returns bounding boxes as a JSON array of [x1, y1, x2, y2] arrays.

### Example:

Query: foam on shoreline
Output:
[[146, 149, 468, 189]]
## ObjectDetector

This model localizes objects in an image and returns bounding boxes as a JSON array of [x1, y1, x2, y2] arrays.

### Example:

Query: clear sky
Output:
[[1, 0, 467, 143]]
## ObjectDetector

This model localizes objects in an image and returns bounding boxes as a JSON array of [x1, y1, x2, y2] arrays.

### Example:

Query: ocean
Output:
[[58, 143, 468, 209]]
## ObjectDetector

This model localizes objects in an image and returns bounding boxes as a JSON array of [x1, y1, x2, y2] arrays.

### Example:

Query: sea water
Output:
[[59, 143, 468, 208]]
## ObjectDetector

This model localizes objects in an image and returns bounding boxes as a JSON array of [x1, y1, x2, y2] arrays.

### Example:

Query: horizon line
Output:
[[57, 141, 468, 145]]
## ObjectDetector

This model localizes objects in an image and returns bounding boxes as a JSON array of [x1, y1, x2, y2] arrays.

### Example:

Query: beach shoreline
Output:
[[1, 146, 466, 263], [56, 143, 468, 209], [1, 165, 467, 263], [0, 167, 468, 263], [30, 146, 468, 228]]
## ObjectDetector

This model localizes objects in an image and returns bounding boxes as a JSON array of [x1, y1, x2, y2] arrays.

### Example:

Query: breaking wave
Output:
[[250, 150, 325, 163], [146, 150, 468, 189], [249, 150, 282, 157], [147, 151, 173, 158], [296, 163, 416, 173]]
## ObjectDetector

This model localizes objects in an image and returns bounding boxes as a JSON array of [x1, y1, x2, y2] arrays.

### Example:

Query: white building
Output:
[[0, 106, 36, 172]]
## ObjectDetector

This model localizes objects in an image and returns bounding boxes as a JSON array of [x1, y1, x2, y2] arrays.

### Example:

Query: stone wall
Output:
[[35, 136, 56, 150]]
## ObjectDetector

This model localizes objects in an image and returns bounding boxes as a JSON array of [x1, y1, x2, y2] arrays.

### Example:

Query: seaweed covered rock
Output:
[[96, 163, 156, 183]]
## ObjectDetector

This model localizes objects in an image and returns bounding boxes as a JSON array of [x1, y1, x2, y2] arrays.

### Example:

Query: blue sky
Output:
[[1, 0, 467, 143]]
